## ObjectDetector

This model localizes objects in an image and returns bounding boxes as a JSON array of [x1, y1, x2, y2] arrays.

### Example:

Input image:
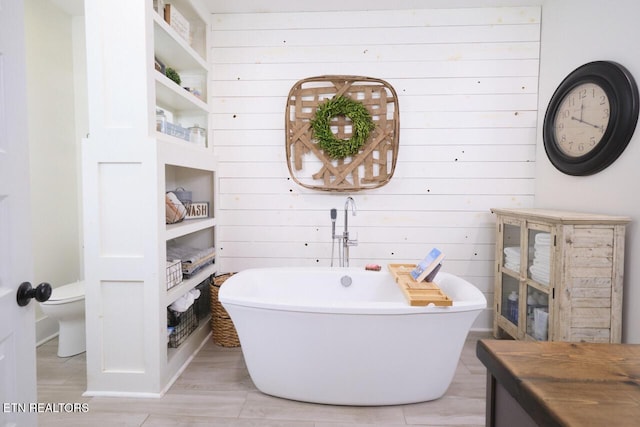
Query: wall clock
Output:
[[543, 61, 639, 176]]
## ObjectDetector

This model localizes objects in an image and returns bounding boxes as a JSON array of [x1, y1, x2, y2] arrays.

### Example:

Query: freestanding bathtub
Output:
[[219, 267, 486, 406]]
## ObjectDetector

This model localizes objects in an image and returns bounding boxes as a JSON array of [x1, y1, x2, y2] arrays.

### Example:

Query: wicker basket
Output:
[[210, 273, 240, 347]]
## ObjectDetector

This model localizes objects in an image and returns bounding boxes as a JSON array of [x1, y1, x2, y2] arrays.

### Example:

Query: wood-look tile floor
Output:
[[37, 331, 490, 426]]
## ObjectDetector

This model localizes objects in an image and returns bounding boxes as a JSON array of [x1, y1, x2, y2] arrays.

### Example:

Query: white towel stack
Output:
[[503, 246, 521, 271], [529, 232, 551, 285]]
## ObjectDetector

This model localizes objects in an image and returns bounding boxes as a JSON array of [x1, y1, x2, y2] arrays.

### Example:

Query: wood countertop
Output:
[[476, 339, 640, 427]]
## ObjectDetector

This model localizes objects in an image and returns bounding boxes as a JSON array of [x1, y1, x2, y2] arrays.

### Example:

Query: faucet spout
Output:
[[345, 196, 357, 215], [342, 197, 358, 267], [344, 196, 357, 231]]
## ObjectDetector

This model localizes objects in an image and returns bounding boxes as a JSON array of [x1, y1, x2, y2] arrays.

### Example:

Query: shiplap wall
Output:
[[210, 6, 541, 329]]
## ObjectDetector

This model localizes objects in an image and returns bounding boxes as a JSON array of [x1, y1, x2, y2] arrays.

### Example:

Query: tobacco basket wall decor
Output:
[[285, 75, 399, 192]]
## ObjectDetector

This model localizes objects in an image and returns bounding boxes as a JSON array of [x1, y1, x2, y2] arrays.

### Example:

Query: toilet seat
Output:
[[42, 281, 85, 305]]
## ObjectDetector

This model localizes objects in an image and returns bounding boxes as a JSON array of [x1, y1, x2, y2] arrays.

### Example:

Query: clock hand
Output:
[[570, 116, 603, 130]]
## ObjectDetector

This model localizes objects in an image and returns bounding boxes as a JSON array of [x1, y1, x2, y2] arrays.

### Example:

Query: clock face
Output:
[[553, 82, 611, 157]]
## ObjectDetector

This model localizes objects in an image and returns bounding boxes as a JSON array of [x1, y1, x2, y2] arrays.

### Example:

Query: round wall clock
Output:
[[543, 61, 639, 176]]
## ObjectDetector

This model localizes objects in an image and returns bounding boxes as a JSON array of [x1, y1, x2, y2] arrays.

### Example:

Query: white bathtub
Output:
[[219, 267, 486, 406]]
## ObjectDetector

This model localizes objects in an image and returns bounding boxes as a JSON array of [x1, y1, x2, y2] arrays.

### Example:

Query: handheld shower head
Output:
[[330, 208, 337, 239], [330, 208, 338, 266]]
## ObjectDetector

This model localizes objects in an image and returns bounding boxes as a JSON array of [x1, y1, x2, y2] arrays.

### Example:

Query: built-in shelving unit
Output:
[[83, 0, 214, 396]]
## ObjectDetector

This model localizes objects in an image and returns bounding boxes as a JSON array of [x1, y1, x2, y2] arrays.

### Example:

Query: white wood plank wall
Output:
[[209, 6, 541, 329]]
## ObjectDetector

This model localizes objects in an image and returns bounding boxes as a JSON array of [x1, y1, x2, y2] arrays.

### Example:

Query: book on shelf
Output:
[[410, 248, 445, 282]]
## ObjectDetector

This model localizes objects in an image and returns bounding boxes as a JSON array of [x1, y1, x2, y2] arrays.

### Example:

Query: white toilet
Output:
[[40, 281, 86, 357]]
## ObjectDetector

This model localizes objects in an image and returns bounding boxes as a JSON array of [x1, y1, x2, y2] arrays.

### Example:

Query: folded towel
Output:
[[535, 233, 551, 245], [503, 246, 521, 257], [167, 244, 215, 265], [529, 265, 550, 285], [505, 262, 520, 271], [167, 244, 216, 275], [530, 262, 550, 275], [534, 249, 550, 258], [531, 273, 549, 285]]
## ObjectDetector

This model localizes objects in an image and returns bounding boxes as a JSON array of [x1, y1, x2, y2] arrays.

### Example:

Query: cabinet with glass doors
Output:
[[492, 208, 628, 343]]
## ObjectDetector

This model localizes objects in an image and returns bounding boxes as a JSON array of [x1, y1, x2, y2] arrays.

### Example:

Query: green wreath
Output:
[[310, 96, 375, 159]]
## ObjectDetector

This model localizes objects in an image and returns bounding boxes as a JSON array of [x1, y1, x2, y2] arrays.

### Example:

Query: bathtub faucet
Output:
[[330, 197, 358, 267]]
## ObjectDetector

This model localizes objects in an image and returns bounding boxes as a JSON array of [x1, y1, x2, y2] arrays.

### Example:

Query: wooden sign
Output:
[[185, 202, 209, 219]]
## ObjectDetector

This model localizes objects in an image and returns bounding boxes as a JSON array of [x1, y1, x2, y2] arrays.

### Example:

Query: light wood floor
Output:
[[37, 331, 490, 426]]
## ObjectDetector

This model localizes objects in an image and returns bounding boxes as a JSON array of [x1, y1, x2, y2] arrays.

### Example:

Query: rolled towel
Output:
[[169, 288, 201, 312]]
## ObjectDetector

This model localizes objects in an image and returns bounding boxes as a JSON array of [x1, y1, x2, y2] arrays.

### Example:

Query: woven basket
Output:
[[210, 273, 240, 347]]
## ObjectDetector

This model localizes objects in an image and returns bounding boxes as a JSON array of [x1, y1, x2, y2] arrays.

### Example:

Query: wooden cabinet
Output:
[[83, 0, 215, 396], [491, 208, 629, 343]]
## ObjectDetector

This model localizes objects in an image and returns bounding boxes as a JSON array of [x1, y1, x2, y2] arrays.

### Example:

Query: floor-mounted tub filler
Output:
[[219, 267, 486, 406]]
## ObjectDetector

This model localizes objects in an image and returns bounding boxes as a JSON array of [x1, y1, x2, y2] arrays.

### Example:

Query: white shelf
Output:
[[153, 12, 207, 70], [166, 263, 216, 306], [166, 217, 215, 241], [155, 71, 208, 112], [157, 132, 215, 164]]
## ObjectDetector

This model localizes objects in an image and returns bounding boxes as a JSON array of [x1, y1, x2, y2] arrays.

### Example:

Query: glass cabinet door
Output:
[[501, 274, 520, 326], [502, 222, 521, 274], [499, 220, 522, 328], [527, 228, 551, 286], [526, 284, 549, 340]]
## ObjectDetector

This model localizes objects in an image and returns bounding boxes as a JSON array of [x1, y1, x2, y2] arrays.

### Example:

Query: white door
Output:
[[0, 1, 38, 426]]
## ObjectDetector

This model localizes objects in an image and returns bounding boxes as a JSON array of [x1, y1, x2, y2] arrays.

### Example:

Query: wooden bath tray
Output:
[[388, 264, 453, 306]]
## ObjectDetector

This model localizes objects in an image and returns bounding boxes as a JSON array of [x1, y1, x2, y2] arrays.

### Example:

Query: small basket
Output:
[[210, 272, 240, 347], [166, 259, 183, 290], [168, 304, 198, 348], [163, 121, 190, 142]]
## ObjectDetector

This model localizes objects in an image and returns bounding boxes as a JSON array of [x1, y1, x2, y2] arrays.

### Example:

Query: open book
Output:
[[410, 248, 445, 282]]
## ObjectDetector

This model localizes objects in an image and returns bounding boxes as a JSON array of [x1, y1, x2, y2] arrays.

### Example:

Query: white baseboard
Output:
[[36, 316, 59, 346]]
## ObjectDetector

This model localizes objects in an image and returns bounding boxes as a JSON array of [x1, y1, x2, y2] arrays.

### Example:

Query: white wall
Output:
[[25, 0, 84, 342], [30, 0, 640, 341], [536, 0, 640, 343], [211, 6, 541, 330]]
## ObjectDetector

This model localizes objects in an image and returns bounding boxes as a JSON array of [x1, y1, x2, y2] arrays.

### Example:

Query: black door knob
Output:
[[16, 282, 52, 307]]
